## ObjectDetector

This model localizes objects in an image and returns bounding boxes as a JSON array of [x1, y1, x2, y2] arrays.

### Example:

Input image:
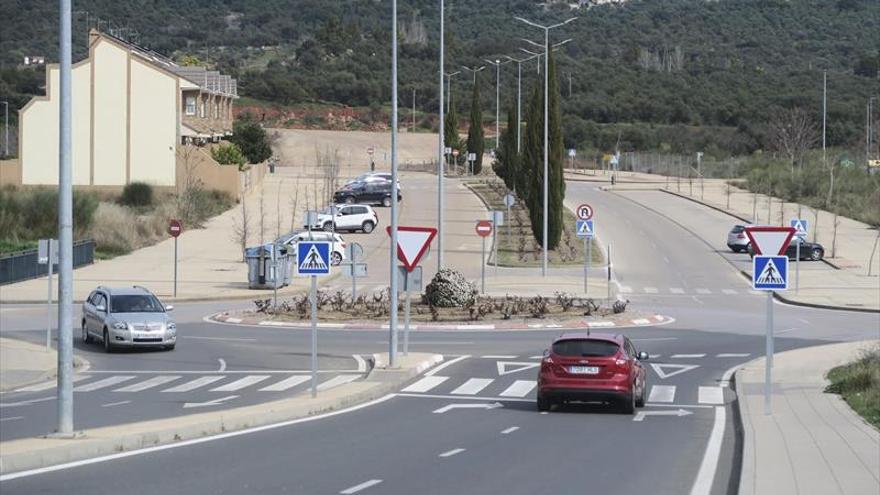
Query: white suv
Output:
[[306, 204, 379, 234], [280, 231, 346, 265]]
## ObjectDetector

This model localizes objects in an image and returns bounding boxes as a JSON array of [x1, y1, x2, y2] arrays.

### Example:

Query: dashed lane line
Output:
[[438, 448, 466, 458], [339, 480, 383, 494], [501, 426, 520, 435]]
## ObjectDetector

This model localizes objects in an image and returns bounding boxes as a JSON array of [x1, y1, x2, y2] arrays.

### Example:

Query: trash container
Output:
[[245, 244, 287, 289]]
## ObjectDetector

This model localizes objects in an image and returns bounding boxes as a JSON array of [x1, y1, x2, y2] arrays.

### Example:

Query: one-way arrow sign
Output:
[[633, 409, 692, 421], [432, 402, 503, 414], [183, 395, 239, 409]]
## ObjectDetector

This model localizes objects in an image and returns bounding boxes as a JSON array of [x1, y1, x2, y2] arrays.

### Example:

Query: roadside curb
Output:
[[0, 349, 91, 394], [0, 353, 441, 477], [734, 358, 756, 495], [733, 269, 880, 314]]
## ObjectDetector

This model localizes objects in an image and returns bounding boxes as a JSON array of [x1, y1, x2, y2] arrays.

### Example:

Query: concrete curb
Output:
[[0, 350, 91, 394], [734, 360, 756, 495], [0, 353, 442, 476], [733, 269, 880, 314]]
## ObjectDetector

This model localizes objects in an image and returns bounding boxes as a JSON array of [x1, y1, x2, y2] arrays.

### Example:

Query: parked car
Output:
[[727, 224, 750, 252], [82, 286, 176, 352], [345, 172, 400, 189], [536, 333, 649, 414], [304, 204, 379, 234], [334, 180, 402, 207], [279, 230, 346, 265], [748, 237, 825, 261]]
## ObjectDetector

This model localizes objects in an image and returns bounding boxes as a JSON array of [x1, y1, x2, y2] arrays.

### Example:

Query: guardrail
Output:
[[0, 240, 95, 285]]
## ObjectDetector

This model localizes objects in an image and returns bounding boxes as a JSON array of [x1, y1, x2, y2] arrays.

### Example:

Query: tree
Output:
[[768, 107, 819, 172], [493, 98, 519, 192], [211, 143, 247, 170], [523, 85, 542, 236], [546, 51, 566, 250], [230, 121, 273, 164], [466, 75, 485, 174], [444, 90, 463, 167]]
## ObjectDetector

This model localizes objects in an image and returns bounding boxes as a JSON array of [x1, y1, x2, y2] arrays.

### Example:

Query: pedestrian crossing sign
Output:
[[576, 219, 594, 238], [753, 255, 788, 291], [790, 219, 808, 238], [296, 241, 331, 276]]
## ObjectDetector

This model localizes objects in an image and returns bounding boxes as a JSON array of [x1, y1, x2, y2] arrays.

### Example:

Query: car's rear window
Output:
[[110, 295, 164, 313], [552, 339, 619, 357], [731, 225, 745, 233]]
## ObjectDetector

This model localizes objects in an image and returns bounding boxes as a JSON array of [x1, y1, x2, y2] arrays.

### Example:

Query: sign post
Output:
[[38, 239, 58, 350], [504, 193, 515, 262], [576, 220, 595, 294], [386, 226, 437, 365], [346, 242, 365, 303], [745, 226, 795, 416], [475, 220, 493, 293], [168, 220, 182, 298], [398, 266, 423, 356], [467, 152, 476, 175], [296, 240, 332, 397], [491, 211, 503, 276], [790, 219, 808, 293]]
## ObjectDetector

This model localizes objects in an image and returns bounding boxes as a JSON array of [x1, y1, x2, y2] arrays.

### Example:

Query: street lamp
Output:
[[389, 0, 400, 367], [503, 54, 540, 155], [868, 96, 877, 167], [0, 100, 8, 157], [484, 58, 511, 155], [516, 16, 577, 276], [461, 64, 486, 84], [444, 71, 460, 113], [438, 0, 447, 271]]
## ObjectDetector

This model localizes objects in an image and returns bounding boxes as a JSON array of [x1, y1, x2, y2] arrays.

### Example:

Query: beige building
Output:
[[15, 30, 238, 188]]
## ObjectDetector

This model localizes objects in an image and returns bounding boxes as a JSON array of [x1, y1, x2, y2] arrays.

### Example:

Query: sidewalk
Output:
[[736, 340, 880, 495], [0, 338, 56, 392]]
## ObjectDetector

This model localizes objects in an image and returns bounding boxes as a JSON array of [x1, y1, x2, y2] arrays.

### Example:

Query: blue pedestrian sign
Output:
[[576, 219, 594, 238], [790, 219, 808, 238], [296, 241, 331, 276], [753, 256, 788, 291]]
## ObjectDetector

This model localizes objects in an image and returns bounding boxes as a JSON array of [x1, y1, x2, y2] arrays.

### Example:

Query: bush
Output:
[[120, 182, 153, 207], [0, 187, 97, 243], [825, 346, 880, 429], [424, 268, 477, 308], [211, 143, 247, 170], [230, 120, 273, 164]]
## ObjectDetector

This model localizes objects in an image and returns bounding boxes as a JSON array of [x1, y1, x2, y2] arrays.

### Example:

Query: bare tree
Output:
[[258, 185, 266, 245], [175, 144, 207, 226], [768, 107, 819, 173], [232, 195, 251, 261], [275, 179, 283, 239], [289, 178, 300, 232]]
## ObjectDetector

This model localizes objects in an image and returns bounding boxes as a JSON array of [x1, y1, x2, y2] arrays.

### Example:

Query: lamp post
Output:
[[1, 101, 7, 157], [461, 64, 486, 84], [869, 96, 876, 168], [504, 54, 540, 154], [389, 0, 400, 367], [516, 16, 577, 276], [444, 70, 460, 114], [438, 0, 447, 271], [485, 58, 511, 155]]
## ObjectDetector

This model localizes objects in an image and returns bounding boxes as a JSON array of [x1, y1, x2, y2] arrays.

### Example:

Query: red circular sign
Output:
[[475, 220, 493, 237], [168, 219, 182, 238], [367, 146, 375, 155], [576, 204, 594, 220], [452, 149, 460, 157]]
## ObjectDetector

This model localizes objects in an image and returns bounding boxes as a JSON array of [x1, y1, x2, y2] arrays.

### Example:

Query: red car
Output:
[[537, 333, 649, 414]]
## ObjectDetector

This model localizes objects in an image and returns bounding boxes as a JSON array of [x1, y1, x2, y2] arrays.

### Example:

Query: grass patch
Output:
[[465, 179, 603, 267], [825, 345, 880, 430], [0, 239, 37, 255]]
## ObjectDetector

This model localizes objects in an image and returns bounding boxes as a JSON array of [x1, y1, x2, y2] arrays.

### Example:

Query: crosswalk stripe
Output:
[[643, 287, 659, 294], [499, 380, 536, 397], [669, 288, 685, 294], [451, 378, 494, 395], [259, 375, 311, 392], [210, 375, 270, 392], [716, 353, 750, 358], [74, 376, 136, 392], [695, 288, 712, 294], [671, 354, 706, 359], [16, 375, 90, 392], [161, 376, 225, 392], [317, 374, 360, 391], [114, 375, 180, 392], [698, 386, 724, 405], [722, 289, 738, 295], [648, 385, 676, 403], [620, 286, 633, 293], [402, 376, 448, 393], [528, 355, 543, 360]]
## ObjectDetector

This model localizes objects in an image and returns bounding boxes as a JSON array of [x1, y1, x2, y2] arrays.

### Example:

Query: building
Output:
[[14, 29, 238, 189]]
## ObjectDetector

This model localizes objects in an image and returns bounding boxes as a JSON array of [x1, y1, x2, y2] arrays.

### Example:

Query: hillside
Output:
[[1, 0, 878, 155]]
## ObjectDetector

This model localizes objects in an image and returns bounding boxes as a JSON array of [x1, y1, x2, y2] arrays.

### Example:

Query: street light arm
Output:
[[519, 48, 541, 57], [521, 38, 543, 49], [548, 17, 578, 30], [515, 17, 545, 30]]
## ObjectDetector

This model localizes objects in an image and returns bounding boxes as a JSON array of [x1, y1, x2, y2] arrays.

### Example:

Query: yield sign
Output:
[[496, 361, 540, 376], [386, 226, 437, 272], [650, 363, 699, 379], [744, 226, 795, 255]]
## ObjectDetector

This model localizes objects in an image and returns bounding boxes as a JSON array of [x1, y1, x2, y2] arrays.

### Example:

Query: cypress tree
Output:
[[444, 90, 460, 153], [523, 85, 543, 242], [466, 75, 485, 174], [546, 51, 565, 250], [493, 98, 519, 192]]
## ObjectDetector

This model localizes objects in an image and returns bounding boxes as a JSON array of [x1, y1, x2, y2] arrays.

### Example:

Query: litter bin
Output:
[[245, 244, 287, 289]]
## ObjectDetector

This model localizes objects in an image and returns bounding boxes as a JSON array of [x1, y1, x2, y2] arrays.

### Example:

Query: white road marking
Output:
[[397, 392, 532, 403], [353, 355, 367, 373], [496, 361, 540, 376], [671, 354, 706, 359], [259, 375, 311, 392], [499, 380, 537, 397], [527, 355, 544, 359], [0, 396, 55, 408], [340, 479, 383, 494], [644, 287, 659, 294], [695, 288, 711, 294], [620, 286, 633, 293], [183, 395, 239, 409], [633, 409, 692, 421], [669, 288, 685, 294], [663, 257, 670, 264], [16, 375, 89, 392], [722, 289, 738, 295], [402, 376, 449, 393], [0, 416, 24, 422], [161, 376, 225, 392], [688, 406, 726, 495], [501, 426, 520, 435], [692, 296, 705, 305], [101, 400, 131, 408], [651, 363, 700, 379], [210, 375, 270, 392], [481, 355, 516, 359], [74, 376, 136, 392], [114, 376, 181, 392], [439, 448, 466, 458], [716, 353, 750, 358], [698, 386, 724, 405], [217, 359, 227, 372], [648, 385, 676, 403], [451, 378, 494, 395], [424, 355, 470, 376], [317, 375, 360, 391]]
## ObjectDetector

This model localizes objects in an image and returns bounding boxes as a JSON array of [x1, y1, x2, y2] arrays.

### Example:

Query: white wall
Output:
[[130, 58, 176, 186], [91, 40, 128, 185]]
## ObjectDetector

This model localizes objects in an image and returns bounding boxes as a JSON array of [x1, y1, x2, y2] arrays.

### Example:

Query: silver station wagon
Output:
[[81, 286, 177, 352]]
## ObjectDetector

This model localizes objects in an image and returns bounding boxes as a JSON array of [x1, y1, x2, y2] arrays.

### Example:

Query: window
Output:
[[185, 96, 196, 116], [552, 339, 619, 357], [110, 295, 164, 313]]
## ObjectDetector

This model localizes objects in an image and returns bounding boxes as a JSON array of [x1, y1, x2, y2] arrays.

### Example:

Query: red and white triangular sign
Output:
[[386, 226, 437, 272], [744, 226, 795, 255]]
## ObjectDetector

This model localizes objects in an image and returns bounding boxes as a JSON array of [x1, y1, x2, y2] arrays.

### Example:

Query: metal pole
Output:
[[796, 239, 800, 294], [389, 0, 400, 368], [2, 101, 8, 157], [173, 236, 178, 298], [438, 0, 445, 271], [403, 287, 410, 356], [310, 275, 318, 397], [495, 62, 500, 153], [351, 247, 357, 303], [516, 62, 521, 153], [47, 239, 53, 350], [542, 27, 549, 277], [583, 236, 588, 294], [493, 220, 498, 277], [606, 243, 612, 301], [412, 88, 416, 133], [56, 0, 74, 436], [822, 71, 826, 167], [481, 234, 486, 294], [764, 290, 774, 415]]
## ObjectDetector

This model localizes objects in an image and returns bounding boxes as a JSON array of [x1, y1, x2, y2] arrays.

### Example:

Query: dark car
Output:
[[748, 236, 824, 261], [536, 333, 649, 414], [333, 180, 402, 207]]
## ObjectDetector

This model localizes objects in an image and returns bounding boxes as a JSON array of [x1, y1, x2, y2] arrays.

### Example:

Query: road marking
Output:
[[620, 286, 633, 293], [340, 479, 383, 494], [528, 355, 544, 359], [695, 288, 711, 294], [183, 395, 239, 409], [317, 374, 360, 391], [433, 402, 503, 414], [451, 378, 494, 395], [669, 288, 685, 294], [210, 375, 270, 392], [74, 376, 136, 392], [644, 287, 659, 294], [501, 426, 520, 435], [663, 256, 670, 264], [647, 403, 713, 409], [0, 416, 24, 422], [181, 336, 256, 342], [86, 369, 357, 374], [688, 406, 726, 495], [439, 448, 466, 458], [161, 376, 225, 392], [716, 353, 750, 358], [424, 355, 470, 376], [671, 354, 706, 359], [402, 376, 449, 393], [353, 354, 367, 373], [0, 396, 56, 408], [698, 386, 724, 405], [397, 392, 532, 403], [114, 375, 181, 392], [634, 409, 692, 421], [692, 296, 705, 305], [499, 380, 537, 397], [496, 361, 540, 376], [722, 289, 738, 295], [259, 375, 311, 392], [217, 359, 227, 372], [101, 400, 131, 408], [16, 375, 90, 392], [648, 385, 676, 403], [481, 355, 516, 359], [651, 363, 699, 379]]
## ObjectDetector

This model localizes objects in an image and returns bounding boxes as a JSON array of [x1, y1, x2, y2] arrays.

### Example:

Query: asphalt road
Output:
[[2, 179, 877, 494]]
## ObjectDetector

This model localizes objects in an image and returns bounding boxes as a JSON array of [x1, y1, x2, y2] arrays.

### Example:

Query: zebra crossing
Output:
[[618, 286, 761, 296]]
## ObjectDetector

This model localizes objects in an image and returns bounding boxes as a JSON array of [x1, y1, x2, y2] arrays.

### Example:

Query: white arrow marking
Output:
[[633, 409, 692, 421], [650, 363, 700, 379], [496, 361, 540, 376], [183, 395, 239, 409], [217, 358, 227, 372], [432, 402, 503, 414]]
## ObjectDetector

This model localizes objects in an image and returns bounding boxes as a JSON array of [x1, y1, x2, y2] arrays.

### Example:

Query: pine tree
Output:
[[466, 75, 485, 175], [546, 51, 566, 250]]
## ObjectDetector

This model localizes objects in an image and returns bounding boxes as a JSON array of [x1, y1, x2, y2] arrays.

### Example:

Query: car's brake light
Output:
[[737, 234, 745, 239]]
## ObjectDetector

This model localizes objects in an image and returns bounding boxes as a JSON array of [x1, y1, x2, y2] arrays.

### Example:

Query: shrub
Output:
[[120, 182, 153, 207], [211, 143, 247, 170], [230, 121, 273, 164], [424, 268, 477, 308]]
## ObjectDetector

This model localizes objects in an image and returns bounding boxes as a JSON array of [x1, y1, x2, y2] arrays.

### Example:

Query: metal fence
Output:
[[0, 240, 95, 285]]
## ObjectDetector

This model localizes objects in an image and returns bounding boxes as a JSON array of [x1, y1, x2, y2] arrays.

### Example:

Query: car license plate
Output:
[[569, 366, 599, 375]]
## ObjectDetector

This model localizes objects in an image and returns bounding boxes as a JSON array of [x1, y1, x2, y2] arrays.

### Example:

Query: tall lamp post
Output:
[[389, 0, 400, 367], [503, 54, 540, 155], [515, 16, 577, 276], [485, 58, 511, 154], [444, 70, 460, 113], [461, 64, 486, 84], [437, 0, 446, 271], [1, 100, 8, 157], [869, 96, 876, 168]]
